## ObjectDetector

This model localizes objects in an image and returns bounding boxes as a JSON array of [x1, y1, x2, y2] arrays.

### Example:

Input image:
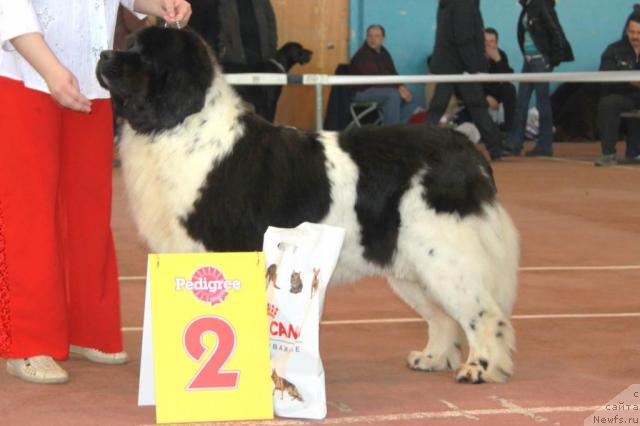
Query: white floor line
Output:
[[439, 399, 480, 420], [119, 276, 146, 281], [520, 265, 640, 271], [137, 405, 602, 425], [118, 264, 640, 282], [320, 312, 640, 326], [490, 395, 548, 423], [121, 312, 640, 332]]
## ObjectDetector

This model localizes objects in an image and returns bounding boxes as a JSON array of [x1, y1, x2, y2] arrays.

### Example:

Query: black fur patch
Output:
[[99, 27, 498, 267], [97, 28, 214, 134], [338, 125, 496, 266], [183, 114, 332, 251]]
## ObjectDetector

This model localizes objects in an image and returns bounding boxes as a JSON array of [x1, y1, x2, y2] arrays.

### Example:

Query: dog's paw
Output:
[[455, 361, 486, 384], [407, 350, 459, 372], [455, 358, 511, 384]]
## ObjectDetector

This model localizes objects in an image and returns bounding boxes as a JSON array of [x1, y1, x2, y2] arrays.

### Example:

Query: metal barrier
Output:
[[225, 71, 640, 131]]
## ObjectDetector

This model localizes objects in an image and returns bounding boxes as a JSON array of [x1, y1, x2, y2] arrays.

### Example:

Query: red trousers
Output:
[[0, 77, 123, 359]]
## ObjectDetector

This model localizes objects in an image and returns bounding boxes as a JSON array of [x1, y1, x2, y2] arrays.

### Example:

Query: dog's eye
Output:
[[126, 38, 137, 51]]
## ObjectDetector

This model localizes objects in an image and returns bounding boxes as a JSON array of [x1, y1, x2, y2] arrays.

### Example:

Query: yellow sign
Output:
[[148, 252, 274, 424]]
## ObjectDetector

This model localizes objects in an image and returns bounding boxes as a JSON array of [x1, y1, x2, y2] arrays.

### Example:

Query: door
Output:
[[271, 0, 350, 130]]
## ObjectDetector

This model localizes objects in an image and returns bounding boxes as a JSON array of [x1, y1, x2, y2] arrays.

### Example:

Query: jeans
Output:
[[353, 87, 420, 125], [507, 56, 554, 153], [597, 93, 640, 157]]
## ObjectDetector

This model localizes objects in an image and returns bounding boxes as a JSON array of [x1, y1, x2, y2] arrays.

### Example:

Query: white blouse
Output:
[[0, 0, 142, 99]]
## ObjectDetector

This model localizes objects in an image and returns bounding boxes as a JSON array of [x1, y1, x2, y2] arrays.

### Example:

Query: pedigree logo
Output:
[[175, 266, 241, 306]]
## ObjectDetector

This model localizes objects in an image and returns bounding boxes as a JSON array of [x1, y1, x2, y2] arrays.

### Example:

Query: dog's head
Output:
[[276, 42, 313, 70], [97, 27, 214, 134]]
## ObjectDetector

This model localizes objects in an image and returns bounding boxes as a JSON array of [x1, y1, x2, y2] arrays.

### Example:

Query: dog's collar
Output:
[[269, 58, 286, 73]]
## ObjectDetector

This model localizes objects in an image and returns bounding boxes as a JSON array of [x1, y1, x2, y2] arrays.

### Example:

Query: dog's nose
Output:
[[100, 51, 114, 61]]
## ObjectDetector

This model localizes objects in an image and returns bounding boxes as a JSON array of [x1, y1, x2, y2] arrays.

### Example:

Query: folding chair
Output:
[[345, 100, 384, 130], [324, 63, 385, 131]]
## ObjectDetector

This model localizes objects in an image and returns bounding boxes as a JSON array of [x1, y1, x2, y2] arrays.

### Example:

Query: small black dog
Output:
[[223, 42, 313, 122]]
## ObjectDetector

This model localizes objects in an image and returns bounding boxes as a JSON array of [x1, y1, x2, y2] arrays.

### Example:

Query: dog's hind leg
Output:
[[387, 279, 464, 372], [414, 267, 516, 383], [454, 309, 515, 384]]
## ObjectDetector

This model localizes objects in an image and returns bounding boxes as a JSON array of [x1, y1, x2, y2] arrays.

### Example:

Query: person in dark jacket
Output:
[[503, 0, 573, 157], [188, 0, 277, 65], [594, 5, 640, 166], [426, 0, 503, 161], [483, 28, 516, 132], [349, 24, 420, 125]]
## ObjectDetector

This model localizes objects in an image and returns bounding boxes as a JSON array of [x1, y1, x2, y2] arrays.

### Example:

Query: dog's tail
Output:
[[475, 202, 520, 317]]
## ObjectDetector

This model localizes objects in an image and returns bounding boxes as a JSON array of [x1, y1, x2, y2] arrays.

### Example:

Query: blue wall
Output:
[[349, 0, 638, 106]]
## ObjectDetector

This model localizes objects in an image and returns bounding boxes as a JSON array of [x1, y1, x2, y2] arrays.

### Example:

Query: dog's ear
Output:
[[124, 28, 215, 133]]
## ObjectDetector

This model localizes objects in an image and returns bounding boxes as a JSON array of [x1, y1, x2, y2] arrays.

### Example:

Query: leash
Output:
[[269, 58, 287, 73]]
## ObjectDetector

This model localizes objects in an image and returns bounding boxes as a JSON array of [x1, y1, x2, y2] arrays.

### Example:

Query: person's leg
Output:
[[59, 100, 124, 354], [425, 83, 454, 126], [400, 96, 421, 123], [353, 87, 402, 125], [456, 82, 503, 159], [0, 77, 69, 360], [496, 83, 517, 133], [626, 95, 640, 160], [597, 94, 634, 156], [623, 117, 640, 159], [506, 61, 534, 154], [528, 58, 554, 155]]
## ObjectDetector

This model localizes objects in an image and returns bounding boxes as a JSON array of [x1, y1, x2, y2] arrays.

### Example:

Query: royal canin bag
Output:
[[263, 222, 345, 419]]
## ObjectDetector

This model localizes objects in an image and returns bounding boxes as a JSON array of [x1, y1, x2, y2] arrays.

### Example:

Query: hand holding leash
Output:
[[161, 0, 192, 28]]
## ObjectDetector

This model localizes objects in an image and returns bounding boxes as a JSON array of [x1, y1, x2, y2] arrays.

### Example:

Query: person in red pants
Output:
[[0, 0, 191, 384]]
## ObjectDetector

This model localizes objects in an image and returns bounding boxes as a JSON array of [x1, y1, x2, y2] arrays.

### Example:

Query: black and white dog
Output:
[[222, 42, 313, 122], [97, 27, 519, 384]]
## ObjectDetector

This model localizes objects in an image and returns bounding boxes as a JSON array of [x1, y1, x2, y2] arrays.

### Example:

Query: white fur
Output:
[[120, 75, 520, 383], [120, 69, 244, 252]]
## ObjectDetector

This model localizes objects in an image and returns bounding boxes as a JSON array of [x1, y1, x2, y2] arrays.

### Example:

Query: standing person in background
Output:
[[427, 0, 504, 161], [112, 5, 149, 166], [0, 0, 191, 384], [483, 28, 517, 133], [503, 0, 573, 157], [594, 5, 640, 167], [349, 24, 421, 125], [188, 0, 277, 65], [185, 0, 221, 56]]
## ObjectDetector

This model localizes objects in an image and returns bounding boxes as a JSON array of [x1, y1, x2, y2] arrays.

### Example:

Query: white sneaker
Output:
[[69, 345, 128, 365], [6, 356, 69, 384], [594, 154, 617, 167]]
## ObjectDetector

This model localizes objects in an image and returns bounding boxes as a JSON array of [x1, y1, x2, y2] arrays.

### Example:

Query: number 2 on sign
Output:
[[183, 316, 240, 390]]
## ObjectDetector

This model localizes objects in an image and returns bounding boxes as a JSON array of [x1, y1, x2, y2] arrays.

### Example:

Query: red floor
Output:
[[1, 141, 639, 426]]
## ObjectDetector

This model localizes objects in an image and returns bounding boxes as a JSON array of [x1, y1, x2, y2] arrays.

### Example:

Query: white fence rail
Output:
[[223, 71, 639, 130]]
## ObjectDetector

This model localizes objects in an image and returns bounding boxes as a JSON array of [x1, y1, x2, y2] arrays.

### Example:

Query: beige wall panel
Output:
[[271, 0, 349, 129]]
